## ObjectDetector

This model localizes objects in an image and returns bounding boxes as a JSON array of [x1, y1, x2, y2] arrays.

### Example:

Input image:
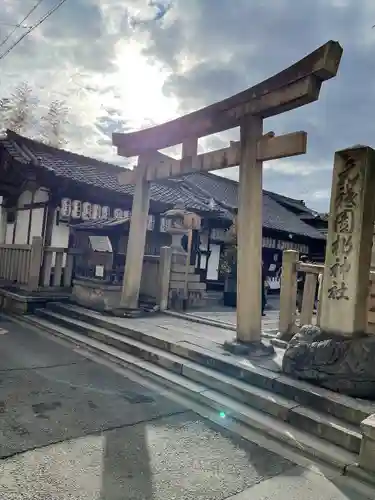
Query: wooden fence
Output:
[[41, 246, 75, 288], [278, 250, 324, 339], [0, 243, 33, 285], [0, 237, 75, 292], [278, 249, 375, 337]]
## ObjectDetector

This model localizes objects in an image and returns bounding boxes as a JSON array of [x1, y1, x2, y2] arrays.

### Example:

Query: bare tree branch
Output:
[[40, 99, 69, 147], [2, 82, 34, 134], [0, 82, 68, 146]]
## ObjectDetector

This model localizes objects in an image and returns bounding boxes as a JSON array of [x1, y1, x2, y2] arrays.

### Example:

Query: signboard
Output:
[[89, 235, 113, 253], [95, 265, 105, 277], [261, 236, 308, 254]]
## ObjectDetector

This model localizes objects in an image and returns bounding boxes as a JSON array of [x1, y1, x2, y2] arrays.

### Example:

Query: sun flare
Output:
[[114, 41, 178, 130]]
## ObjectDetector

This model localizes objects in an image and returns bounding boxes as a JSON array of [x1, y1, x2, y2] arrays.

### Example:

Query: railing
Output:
[[278, 250, 324, 339], [0, 244, 32, 284], [41, 246, 77, 288], [0, 236, 44, 290], [279, 251, 375, 337]]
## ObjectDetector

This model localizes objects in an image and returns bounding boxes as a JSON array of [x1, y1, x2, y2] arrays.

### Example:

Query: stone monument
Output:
[[283, 146, 375, 398]]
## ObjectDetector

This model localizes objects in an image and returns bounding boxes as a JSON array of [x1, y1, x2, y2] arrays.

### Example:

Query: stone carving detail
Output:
[[282, 324, 375, 399], [325, 155, 360, 302]]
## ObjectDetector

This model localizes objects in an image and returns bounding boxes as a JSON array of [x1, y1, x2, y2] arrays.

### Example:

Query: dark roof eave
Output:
[[266, 227, 326, 242]]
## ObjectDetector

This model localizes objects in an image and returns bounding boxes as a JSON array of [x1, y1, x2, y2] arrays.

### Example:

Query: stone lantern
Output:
[[163, 202, 188, 253], [163, 202, 202, 309], [163, 202, 201, 260]]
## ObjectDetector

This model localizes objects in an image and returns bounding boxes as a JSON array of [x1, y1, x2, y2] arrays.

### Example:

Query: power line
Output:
[[0, 0, 45, 51], [0, 0, 69, 62], [0, 23, 32, 29]]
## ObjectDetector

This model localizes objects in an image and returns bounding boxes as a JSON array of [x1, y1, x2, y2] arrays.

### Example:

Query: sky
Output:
[[1, 0, 375, 213]]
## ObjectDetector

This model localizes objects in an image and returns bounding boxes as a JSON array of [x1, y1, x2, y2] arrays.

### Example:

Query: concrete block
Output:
[[360, 413, 375, 472]]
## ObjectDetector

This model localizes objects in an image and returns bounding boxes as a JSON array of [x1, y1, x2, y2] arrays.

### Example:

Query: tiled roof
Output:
[[1, 131, 219, 215], [264, 191, 312, 215], [71, 217, 130, 230], [183, 172, 325, 240], [2, 131, 324, 240]]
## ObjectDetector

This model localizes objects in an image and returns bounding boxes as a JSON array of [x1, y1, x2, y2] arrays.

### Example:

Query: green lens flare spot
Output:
[[219, 411, 226, 418]]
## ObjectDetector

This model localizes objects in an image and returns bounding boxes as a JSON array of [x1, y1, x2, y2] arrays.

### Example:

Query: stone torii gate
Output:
[[113, 40, 342, 355]]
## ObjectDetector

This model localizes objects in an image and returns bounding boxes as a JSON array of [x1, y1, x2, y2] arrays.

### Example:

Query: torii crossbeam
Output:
[[113, 40, 342, 356]]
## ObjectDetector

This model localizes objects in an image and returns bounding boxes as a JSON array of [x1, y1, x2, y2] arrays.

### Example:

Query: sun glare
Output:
[[114, 41, 178, 129]]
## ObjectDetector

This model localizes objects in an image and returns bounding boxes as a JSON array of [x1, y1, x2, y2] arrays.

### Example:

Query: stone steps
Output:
[[13, 310, 358, 471], [45, 302, 375, 428], [11, 311, 363, 473], [22, 303, 371, 456]]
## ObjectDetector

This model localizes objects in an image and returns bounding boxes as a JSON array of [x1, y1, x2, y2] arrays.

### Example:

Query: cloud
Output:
[[142, 0, 375, 211], [1, 0, 375, 212], [129, 1, 173, 27], [0, 0, 178, 166]]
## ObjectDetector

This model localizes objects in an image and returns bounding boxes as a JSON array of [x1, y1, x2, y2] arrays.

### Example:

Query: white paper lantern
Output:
[[101, 205, 110, 219], [71, 200, 82, 219], [92, 204, 101, 220], [82, 202, 92, 220], [114, 208, 123, 219], [147, 215, 155, 231], [60, 198, 72, 218]]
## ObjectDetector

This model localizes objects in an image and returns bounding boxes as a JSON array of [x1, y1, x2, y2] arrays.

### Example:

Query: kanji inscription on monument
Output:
[[320, 146, 375, 336], [326, 156, 359, 301]]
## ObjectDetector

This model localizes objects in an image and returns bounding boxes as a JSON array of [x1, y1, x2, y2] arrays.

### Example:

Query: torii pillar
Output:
[[113, 40, 342, 355]]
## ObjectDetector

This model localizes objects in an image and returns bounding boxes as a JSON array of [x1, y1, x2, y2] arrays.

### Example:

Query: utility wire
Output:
[[0, 0, 45, 51], [0, 23, 32, 29], [0, 0, 69, 61]]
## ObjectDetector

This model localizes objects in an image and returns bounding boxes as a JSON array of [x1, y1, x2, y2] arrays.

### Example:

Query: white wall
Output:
[[51, 215, 70, 249], [29, 188, 49, 243], [5, 223, 14, 244], [14, 190, 32, 244], [4, 187, 51, 245]]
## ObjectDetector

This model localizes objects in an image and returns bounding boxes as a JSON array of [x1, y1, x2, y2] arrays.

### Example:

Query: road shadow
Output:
[[100, 423, 154, 499], [99, 411, 304, 500]]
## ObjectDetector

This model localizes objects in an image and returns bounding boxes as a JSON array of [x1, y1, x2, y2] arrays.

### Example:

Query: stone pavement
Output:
[[187, 295, 281, 331], [0, 318, 372, 499], [184, 295, 316, 332]]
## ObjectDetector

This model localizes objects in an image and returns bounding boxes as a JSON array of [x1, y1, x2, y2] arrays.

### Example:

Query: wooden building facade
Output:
[[0, 130, 326, 297]]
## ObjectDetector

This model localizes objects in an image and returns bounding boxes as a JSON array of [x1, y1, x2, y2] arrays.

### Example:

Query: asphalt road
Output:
[[0, 316, 371, 500]]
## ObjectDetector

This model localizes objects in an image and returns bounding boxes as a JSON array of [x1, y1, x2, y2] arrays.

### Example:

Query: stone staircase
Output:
[[12, 302, 375, 476]]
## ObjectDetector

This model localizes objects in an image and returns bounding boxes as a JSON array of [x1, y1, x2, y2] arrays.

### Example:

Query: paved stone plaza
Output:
[[0, 317, 372, 499]]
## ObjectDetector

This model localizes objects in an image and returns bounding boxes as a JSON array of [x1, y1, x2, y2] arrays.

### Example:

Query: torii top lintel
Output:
[[113, 40, 342, 158]]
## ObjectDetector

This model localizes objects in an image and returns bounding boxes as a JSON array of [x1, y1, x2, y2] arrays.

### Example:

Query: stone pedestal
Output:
[[72, 278, 121, 312], [360, 414, 375, 473], [320, 146, 375, 337], [283, 147, 375, 398]]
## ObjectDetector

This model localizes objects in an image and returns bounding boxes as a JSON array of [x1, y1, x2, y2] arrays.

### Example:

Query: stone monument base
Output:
[[282, 324, 375, 399]]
